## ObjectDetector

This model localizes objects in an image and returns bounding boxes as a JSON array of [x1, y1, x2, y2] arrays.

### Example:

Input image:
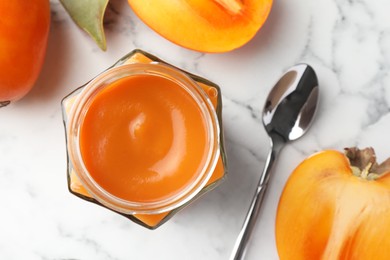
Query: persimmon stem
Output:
[[214, 0, 243, 14], [345, 147, 390, 180], [361, 162, 373, 179], [0, 101, 10, 108]]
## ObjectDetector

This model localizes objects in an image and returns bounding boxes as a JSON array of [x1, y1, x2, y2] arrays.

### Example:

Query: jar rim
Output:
[[67, 62, 220, 214]]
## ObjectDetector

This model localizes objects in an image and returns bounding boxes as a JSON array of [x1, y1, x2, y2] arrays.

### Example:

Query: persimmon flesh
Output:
[[0, 0, 50, 104], [127, 0, 273, 52], [276, 148, 390, 260]]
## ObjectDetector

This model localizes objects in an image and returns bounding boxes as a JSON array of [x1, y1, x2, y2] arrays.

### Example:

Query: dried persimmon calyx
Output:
[[345, 147, 390, 180]]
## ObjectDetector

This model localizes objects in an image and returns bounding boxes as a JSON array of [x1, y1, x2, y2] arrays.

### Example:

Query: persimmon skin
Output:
[[276, 150, 390, 260], [127, 0, 273, 53], [0, 0, 50, 102]]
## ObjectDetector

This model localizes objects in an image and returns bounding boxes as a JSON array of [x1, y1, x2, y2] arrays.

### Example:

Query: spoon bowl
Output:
[[230, 64, 319, 260], [263, 64, 319, 141]]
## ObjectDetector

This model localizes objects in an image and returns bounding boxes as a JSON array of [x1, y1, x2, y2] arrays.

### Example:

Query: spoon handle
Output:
[[230, 138, 283, 260]]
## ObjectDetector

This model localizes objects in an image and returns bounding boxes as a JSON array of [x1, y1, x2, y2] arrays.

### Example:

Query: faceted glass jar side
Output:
[[61, 49, 227, 229]]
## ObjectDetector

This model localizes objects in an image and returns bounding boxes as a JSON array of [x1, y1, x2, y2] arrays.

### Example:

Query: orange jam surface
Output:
[[79, 74, 210, 203]]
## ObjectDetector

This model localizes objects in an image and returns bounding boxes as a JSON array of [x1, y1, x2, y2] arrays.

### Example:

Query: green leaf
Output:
[[60, 0, 109, 51]]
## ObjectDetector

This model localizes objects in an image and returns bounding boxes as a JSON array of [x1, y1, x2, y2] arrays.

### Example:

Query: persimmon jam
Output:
[[79, 74, 210, 203], [63, 51, 226, 228], [66, 62, 221, 215]]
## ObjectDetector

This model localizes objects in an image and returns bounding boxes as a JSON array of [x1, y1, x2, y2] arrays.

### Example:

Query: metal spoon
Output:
[[230, 64, 319, 260]]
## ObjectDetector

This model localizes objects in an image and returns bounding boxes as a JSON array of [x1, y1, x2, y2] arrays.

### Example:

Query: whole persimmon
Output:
[[0, 0, 50, 106], [276, 148, 390, 260], [127, 0, 273, 53]]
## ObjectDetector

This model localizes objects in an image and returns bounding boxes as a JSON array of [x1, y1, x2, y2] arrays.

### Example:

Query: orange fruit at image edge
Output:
[[0, 0, 50, 105], [127, 0, 273, 53], [276, 148, 390, 260]]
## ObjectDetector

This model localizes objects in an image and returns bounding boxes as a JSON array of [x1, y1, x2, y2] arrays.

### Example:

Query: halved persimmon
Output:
[[127, 0, 273, 53], [276, 148, 390, 260]]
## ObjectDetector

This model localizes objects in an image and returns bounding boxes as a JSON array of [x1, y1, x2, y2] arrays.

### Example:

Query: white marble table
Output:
[[1, 0, 390, 259]]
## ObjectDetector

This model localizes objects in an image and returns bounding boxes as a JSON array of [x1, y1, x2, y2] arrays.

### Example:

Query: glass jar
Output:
[[61, 49, 227, 229]]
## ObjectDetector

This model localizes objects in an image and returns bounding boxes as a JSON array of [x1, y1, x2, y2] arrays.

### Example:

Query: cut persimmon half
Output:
[[127, 0, 273, 53], [276, 148, 390, 260]]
